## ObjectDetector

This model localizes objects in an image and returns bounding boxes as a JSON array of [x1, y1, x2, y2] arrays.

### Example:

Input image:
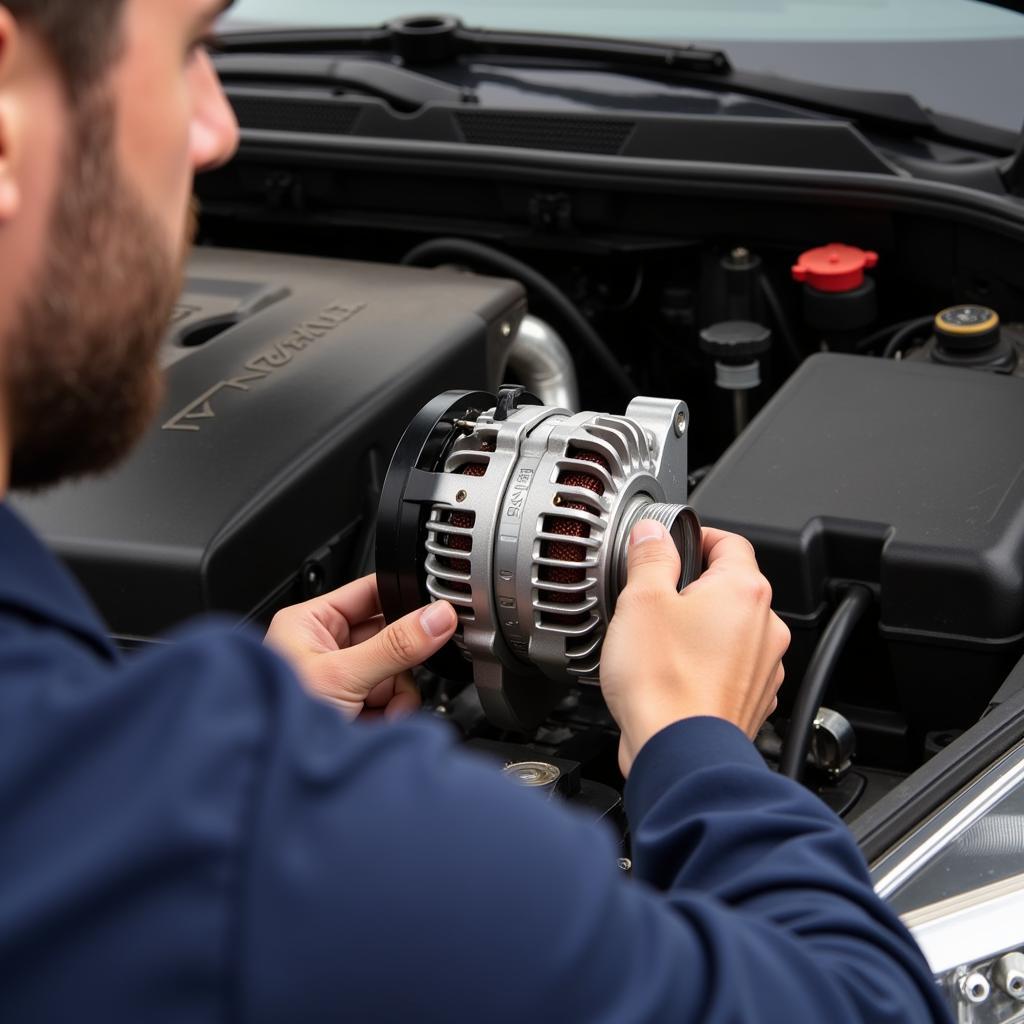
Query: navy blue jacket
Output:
[[0, 503, 949, 1023]]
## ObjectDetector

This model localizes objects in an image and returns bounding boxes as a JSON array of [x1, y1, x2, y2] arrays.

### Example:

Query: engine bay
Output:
[[17, 120, 1024, 830]]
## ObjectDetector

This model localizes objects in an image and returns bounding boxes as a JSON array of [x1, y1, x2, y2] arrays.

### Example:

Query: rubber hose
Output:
[[759, 274, 804, 366], [401, 238, 638, 402], [881, 316, 934, 359], [854, 317, 924, 354], [780, 585, 873, 781]]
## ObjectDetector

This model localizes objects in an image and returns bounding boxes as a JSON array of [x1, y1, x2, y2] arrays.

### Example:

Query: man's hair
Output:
[[5, 1, 126, 91]]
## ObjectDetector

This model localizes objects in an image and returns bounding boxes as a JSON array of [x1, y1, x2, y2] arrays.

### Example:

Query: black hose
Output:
[[881, 315, 934, 360], [779, 585, 872, 782], [758, 274, 804, 367], [401, 238, 638, 402], [688, 464, 714, 492], [854, 317, 921, 354]]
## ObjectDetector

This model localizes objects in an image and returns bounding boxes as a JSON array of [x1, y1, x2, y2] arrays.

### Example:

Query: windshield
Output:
[[225, 1, 1024, 133], [229, 0, 1021, 41]]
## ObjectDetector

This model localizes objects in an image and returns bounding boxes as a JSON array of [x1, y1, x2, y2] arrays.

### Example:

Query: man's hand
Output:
[[601, 522, 790, 776], [265, 575, 457, 720]]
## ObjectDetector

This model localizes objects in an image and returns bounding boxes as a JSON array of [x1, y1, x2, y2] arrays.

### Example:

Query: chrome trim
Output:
[[903, 872, 1024, 974], [873, 739, 1024, 900]]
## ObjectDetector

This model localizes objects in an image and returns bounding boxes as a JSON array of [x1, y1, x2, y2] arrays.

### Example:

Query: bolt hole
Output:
[[961, 973, 991, 1003], [675, 410, 687, 436], [178, 314, 239, 348], [455, 490, 468, 503]]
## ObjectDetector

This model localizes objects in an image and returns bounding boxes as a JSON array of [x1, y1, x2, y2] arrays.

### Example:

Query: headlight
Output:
[[873, 740, 1024, 1022]]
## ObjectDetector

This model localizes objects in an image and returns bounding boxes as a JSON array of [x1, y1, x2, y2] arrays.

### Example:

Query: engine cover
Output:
[[14, 247, 524, 641], [695, 353, 1024, 733]]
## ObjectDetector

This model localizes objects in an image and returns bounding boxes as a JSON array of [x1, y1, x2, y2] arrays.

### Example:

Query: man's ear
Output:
[[0, 6, 23, 222]]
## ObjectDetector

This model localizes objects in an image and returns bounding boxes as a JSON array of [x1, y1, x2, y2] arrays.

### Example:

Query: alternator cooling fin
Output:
[[425, 442, 497, 634], [531, 425, 659, 678]]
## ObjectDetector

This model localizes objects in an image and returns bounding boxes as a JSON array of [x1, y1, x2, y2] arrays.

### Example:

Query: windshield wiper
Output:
[[216, 14, 946, 142], [214, 53, 467, 112], [216, 16, 731, 75]]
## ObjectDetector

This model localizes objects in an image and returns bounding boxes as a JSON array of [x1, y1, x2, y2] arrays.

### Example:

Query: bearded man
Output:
[[0, 3, 949, 1022]]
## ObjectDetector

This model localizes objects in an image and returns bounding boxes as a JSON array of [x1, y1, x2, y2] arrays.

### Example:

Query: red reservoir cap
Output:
[[791, 242, 878, 293]]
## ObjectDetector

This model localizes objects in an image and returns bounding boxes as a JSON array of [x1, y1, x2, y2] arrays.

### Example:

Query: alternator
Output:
[[376, 387, 701, 731]]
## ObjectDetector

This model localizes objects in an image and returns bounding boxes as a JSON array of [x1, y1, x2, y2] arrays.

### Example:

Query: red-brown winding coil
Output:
[[540, 448, 608, 624]]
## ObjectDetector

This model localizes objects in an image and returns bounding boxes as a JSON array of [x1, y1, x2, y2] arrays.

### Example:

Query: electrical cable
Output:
[[758, 274, 804, 366], [881, 315, 934, 359], [600, 263, 645, 312], [401, 238, 638, 401], [854, 317, 921, 354], [779, 585, 872, 782]]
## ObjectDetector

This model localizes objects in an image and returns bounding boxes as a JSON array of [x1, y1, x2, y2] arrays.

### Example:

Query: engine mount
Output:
[[375, 386, 701, 731]]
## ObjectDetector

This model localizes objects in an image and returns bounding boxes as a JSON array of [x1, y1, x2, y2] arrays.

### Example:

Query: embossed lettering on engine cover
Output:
[[162, 301, 366, 433]]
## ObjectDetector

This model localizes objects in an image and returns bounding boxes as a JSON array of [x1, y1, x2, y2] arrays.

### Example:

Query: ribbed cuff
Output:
[[625, 716, 766, 826]]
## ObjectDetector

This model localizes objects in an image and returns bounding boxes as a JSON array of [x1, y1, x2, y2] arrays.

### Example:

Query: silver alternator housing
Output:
[[376, 387, 700, 731]]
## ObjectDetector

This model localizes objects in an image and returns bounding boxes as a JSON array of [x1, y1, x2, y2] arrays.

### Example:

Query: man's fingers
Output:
[[767, 662, 784, 712], [364, 674, 397, 708], [752, 663, 785, 735], [306, 574, 383, 642], [268, 575, 383, 652], [624, 520, 682, 594], [755, 695, 779, 737], [363, 672, 421, 718], [350, 615, 385, 648], [386, 672, 422, 719], [702, 528, 759, 572], [318, 601, 457, 698]]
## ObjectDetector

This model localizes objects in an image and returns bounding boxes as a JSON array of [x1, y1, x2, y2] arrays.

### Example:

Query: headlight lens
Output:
[[872, 740, 1024, 1021]]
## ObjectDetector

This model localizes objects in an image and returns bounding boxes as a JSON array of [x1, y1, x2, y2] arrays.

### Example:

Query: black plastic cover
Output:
[[222, 85, 900, 175], [694, 354, 1024, 725], [696, 353, 1024, 641], [15, 247, 524, 640]]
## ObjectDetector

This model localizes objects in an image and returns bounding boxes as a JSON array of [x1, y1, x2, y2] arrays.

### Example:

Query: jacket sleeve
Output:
[[235, 657, 951, 1024]]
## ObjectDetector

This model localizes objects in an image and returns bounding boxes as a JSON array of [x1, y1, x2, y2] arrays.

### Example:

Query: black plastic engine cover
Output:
[[15, 247, 524, 641], [694, 353, 1024, 732]]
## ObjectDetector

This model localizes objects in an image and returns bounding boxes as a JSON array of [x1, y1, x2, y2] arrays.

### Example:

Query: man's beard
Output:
[[6, 87, 193, 491]]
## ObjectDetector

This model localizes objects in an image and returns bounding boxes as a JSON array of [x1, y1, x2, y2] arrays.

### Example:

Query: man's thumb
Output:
[[624, 520, 681, 592], [327, 601, 458, 697]]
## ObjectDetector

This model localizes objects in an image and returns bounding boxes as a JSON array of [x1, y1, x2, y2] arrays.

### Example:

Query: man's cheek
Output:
[[112, 54, 192, 223]]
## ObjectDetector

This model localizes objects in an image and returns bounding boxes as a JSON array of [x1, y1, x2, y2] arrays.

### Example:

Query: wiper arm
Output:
[[214, 53, 466, 112], [724, 69, 932, 134], [427, 24, 730, 74], [216, 14, 937, 138], [216, 15, 731, 75]]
